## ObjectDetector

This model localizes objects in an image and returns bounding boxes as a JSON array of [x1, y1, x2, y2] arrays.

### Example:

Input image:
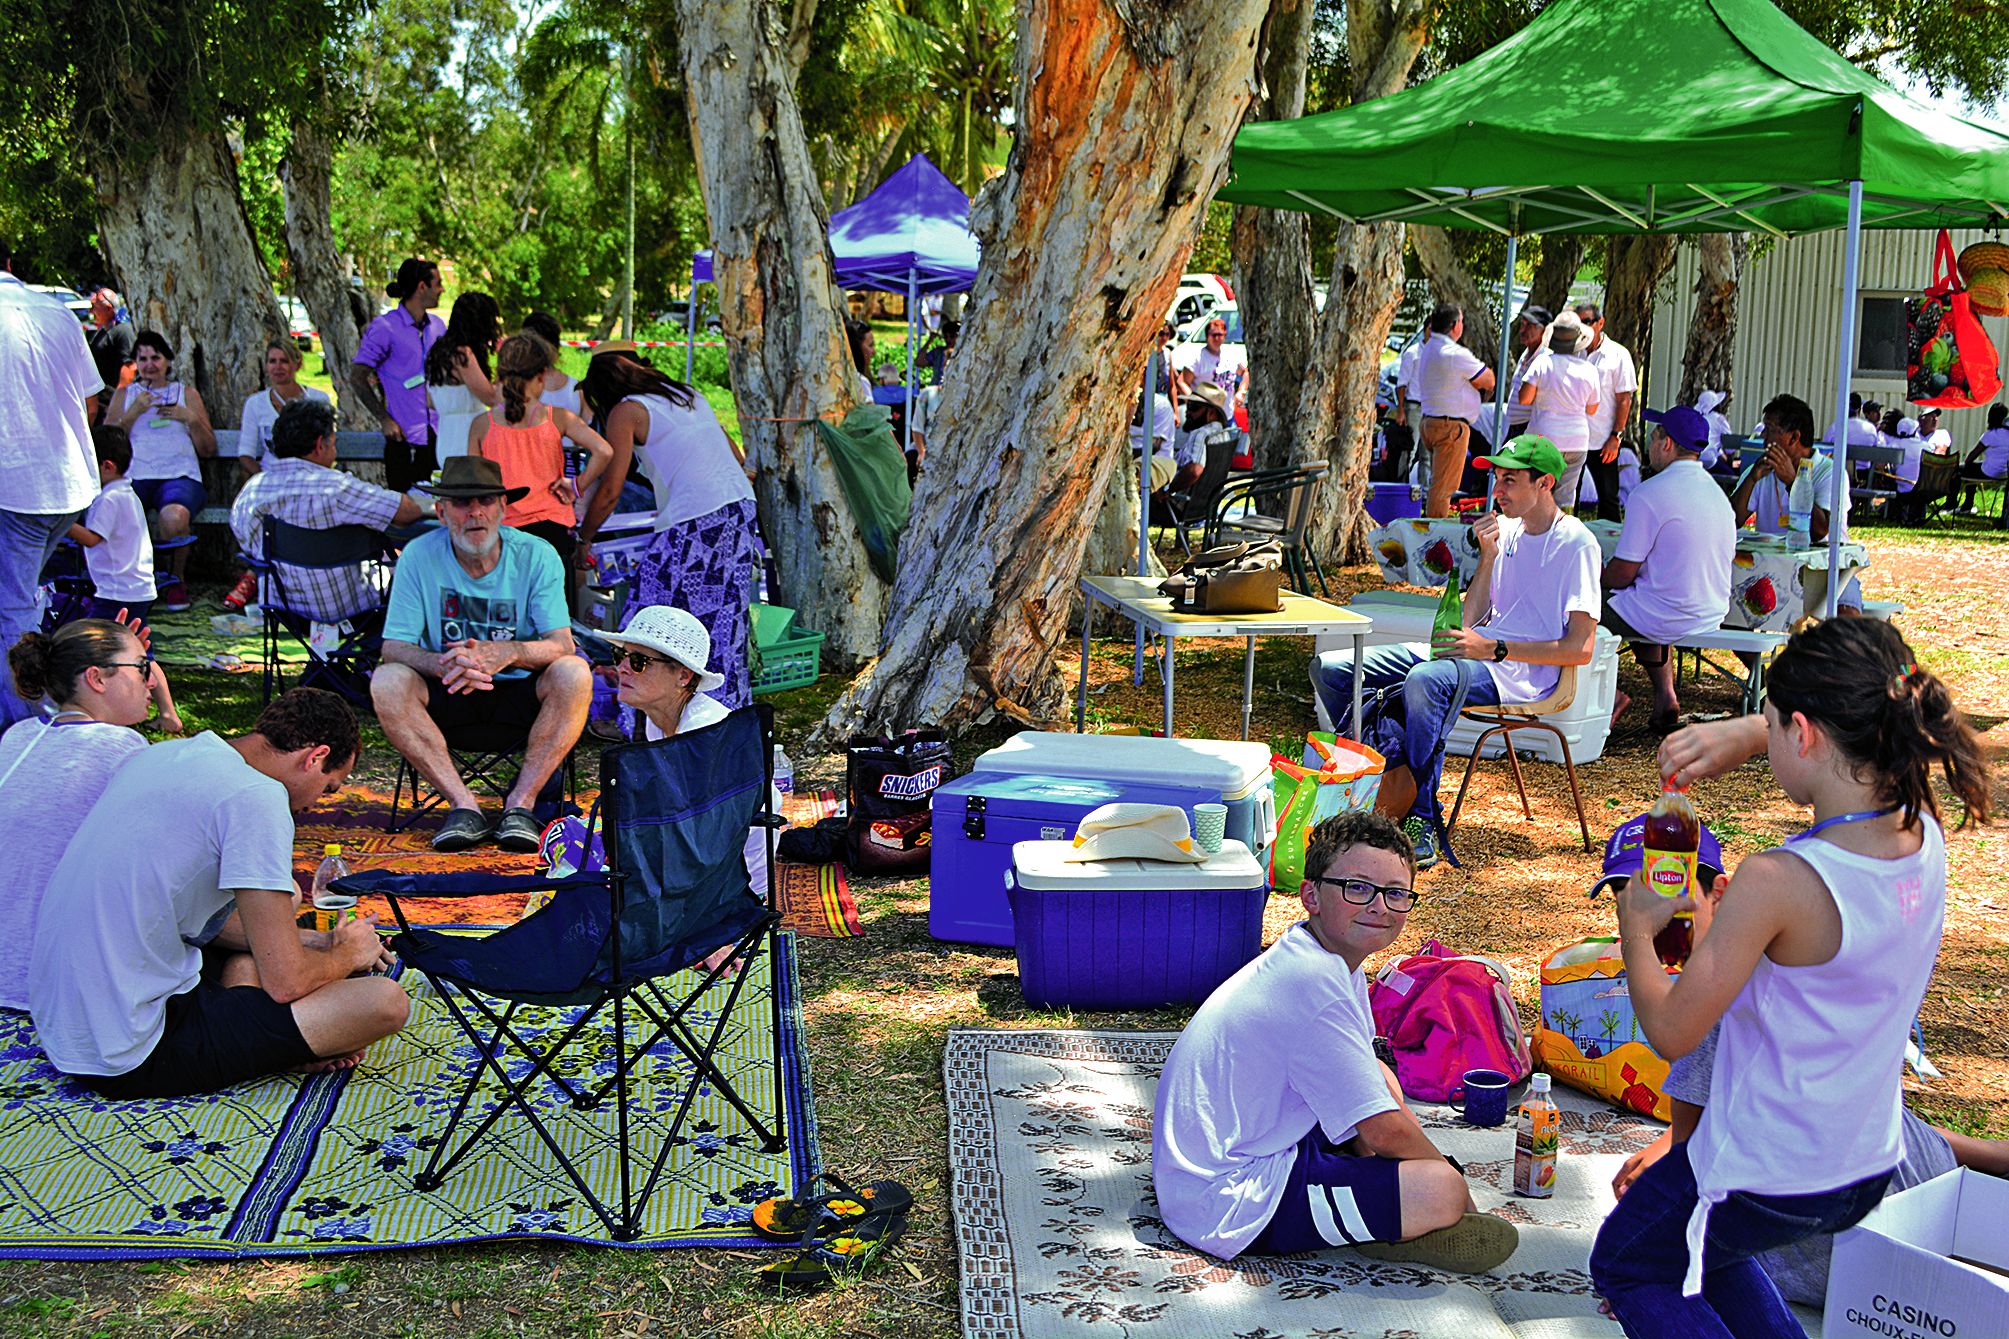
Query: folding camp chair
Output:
[[242, 518, 390, 706], [1155, 432, 1238, 555], [336, 703, 786, 1241], [385, 718, 579, 833]]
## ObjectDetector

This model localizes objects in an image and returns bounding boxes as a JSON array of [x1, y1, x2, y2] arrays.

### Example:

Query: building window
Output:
[[1855, 293, 1909, 378]]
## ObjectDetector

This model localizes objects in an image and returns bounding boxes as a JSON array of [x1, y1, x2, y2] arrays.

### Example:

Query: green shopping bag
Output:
[[1268, 734, 1386, 891]]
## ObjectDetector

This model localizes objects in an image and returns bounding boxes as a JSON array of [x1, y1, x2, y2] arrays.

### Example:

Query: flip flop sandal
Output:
[[754, 1207, 907, 1293], [750, 1175, 914, 1242]]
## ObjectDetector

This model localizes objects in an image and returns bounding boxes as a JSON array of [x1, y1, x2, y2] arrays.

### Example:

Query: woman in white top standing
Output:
[[1517, 311, 1600, 509], [235, 340, 331, 479], [104, 331, 215, 612], [0, 618, 180, 1010], [424, 292, 502, 462], [1591, 618, 1990, 1336], [579, 349, 758, 708]]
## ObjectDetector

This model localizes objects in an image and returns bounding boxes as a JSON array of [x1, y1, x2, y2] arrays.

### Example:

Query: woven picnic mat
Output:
[[291, 784, 861, 937], [0, 937, 818, 1259]]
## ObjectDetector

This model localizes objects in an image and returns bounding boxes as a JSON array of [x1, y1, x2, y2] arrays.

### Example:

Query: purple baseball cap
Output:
[[1642, 404, 1710, 451], [1588, 811, 1726, 898]]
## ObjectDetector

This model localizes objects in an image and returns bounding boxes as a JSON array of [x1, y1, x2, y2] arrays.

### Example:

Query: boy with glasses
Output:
[[1152, 811, 1518, 1272]]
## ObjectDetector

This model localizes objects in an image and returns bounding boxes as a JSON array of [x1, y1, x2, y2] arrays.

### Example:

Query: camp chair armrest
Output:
[[754, 812, 789, 829], [333, 870, 607, 900]]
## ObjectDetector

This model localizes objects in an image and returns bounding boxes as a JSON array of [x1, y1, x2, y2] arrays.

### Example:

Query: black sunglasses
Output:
[[101, 656, 155, 682], [617, 649, 676, 673], [1308, 876, 1418, 913]]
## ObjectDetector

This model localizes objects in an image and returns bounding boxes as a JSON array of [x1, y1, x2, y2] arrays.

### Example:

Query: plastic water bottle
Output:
[[772, 746, 795, 798], [310, 843, 354, 934]]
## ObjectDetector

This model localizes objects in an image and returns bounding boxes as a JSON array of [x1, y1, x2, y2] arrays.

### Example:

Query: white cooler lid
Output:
[[1011, 839, 1263, 891], [977, 732, 1272, 802]]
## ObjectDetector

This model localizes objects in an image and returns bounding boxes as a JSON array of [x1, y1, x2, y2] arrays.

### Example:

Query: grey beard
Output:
[[450, 529, 501, 561]]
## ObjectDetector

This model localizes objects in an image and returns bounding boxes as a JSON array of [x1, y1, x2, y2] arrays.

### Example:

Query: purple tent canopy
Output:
[[689, 154, 979, 294]]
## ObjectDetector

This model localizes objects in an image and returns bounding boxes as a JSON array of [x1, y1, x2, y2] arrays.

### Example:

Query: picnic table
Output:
[[1075, 575, 1373, 741]]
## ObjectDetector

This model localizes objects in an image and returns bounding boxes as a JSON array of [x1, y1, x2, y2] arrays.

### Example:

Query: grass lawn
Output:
[[1, 505, 2003, 1336]]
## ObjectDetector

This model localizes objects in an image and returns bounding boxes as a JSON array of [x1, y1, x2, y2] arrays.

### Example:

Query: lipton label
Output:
[[1640, 848, 1697, 899]]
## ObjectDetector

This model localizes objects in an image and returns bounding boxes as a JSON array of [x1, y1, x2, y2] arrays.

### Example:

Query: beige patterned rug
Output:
[[945, 1029, 1826, 1339]]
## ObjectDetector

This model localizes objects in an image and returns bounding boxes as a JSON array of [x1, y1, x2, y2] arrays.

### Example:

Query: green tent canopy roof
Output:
[[1221, 0, 2009, 236]]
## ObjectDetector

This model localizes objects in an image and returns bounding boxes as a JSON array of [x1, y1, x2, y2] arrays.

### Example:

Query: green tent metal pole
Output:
[[1489, 232, 1521, 498], [1827, 180, 1864, 618]]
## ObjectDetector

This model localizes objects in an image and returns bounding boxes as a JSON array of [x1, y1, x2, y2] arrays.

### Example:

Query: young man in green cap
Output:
[[1312, 434, 1601, 867]]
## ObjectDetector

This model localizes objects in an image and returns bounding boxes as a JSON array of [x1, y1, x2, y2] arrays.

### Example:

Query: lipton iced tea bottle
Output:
[[1641, 785, 1700, 967], [1513, 1074, 1558, 1197]]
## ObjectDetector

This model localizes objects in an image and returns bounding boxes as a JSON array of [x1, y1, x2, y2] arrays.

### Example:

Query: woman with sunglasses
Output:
[[0, 618, 181, 1011]]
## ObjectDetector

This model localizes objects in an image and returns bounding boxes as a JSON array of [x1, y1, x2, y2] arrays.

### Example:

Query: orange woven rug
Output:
[[291, 784, 860, 937]]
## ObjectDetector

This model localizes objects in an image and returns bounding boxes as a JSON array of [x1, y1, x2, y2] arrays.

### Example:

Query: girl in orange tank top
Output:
[[470, 332, 614, 567]]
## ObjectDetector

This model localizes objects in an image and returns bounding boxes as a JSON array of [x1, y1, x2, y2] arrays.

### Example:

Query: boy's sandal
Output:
[[750, 1174, 914, 1242], [753, 1206, 907, 1293]]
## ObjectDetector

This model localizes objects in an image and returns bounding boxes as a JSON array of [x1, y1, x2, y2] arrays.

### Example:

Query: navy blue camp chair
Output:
[[239, 517, 390, 706], [336, 703, 785, 1240]]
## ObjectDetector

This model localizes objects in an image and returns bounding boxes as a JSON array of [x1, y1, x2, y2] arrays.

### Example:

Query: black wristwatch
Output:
[[1492, 639, 1510, 662]]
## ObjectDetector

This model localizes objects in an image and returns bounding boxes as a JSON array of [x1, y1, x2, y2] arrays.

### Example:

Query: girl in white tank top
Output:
[[1590, 618, 1992, 1336]]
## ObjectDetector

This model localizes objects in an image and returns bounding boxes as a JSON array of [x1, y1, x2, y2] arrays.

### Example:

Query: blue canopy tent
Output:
[[687, 154, 981, 452]]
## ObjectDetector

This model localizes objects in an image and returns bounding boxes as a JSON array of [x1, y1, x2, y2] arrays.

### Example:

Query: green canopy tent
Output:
[[1221, 0, 2009, 614]]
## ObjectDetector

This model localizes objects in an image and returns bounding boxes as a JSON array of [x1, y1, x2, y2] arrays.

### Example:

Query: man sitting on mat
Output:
[[28, 688, 407, 1100], [1152, 811, 1518, 1273], [1601, 404, 1734, 732], [372, 456, 591, 853]]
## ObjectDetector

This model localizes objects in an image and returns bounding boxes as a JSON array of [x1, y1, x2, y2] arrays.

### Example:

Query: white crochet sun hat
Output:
[[1060, 803, 1207, 864], [602, 605, 726, 693]]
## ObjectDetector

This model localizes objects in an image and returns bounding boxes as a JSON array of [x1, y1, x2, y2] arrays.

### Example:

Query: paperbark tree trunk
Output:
[[1282, 0, 1429, 567], [1602, 233, 1679, 410], [677, 0, 884, 670], [96, 130, 286, 417], [1230, 0, 1315, 477], [282, 119, 373, 428], [1530, 234, 1586, 316], [1411, 223, 1499, 368], [1084, 453, 1166, 579], [815, 0, 1272, 738], [1678, 232, 1747, 406]]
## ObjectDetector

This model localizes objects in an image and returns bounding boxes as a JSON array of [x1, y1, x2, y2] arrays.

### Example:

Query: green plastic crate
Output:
[[750, 628, 825, 695]]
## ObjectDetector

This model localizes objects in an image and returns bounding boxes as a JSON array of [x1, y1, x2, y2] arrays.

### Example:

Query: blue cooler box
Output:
[[1007, 839, 1268, 1010], [973, 733, 1275, 866], [1366, 481, 1423, 525], [930, 772, 1218, 947]]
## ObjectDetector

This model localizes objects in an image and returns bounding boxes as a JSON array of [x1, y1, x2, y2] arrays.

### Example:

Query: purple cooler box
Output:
[[1006, 839, 1269, 1010], [1366, 481, 1422, 525], [930, 771, 1218, 947]]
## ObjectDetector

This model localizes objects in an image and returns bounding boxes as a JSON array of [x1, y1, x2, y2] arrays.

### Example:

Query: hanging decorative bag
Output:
[[1157, 539, 1286, 614], [1906, 229, 2003, 409]]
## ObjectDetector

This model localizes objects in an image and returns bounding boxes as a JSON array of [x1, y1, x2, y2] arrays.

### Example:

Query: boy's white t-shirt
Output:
[[1475, 513, 1603, 703], [1609, 459, 1736, 643], [27, 732, 297, 1076], [1152, 924, 1394, 1259], [80, 478, 157, 605], [235, 385, 332, 463]]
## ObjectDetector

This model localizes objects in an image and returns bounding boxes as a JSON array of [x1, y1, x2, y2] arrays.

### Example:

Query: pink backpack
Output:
[[1367, 940, 1531, 1103]]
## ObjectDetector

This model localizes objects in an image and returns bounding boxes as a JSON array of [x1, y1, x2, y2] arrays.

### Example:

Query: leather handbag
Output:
[[1158, 540, 1287, 614]]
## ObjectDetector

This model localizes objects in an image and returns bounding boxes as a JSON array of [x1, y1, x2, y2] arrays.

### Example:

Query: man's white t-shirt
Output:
[[0, 274, 104, 515], [236, 385, 333, 463], [1582, 337, 1637, 446], [1476, 513, 1603, 703], [1418, 334, 1485, 422], [1152, 924, 1395, 1260], [80, 477, 157, 605], [1525, 354, 1601, 455], [1822, 417, 1880, 449], [1130, 394, 1176, 464], [1609, 459, 1735, 643], [1505, 347, 1547, 429], [1748, 454, 1849, 534], [1921, 428, 1952, 455], [1396, 340, 1423, 404], [28, 732, 297, 1076], [1176, 345, 1248, 405]]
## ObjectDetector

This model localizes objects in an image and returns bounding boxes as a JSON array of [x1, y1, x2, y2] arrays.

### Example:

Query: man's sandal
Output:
[[753, 1205, 907, 1292], [750, 1175, 914, 1242]]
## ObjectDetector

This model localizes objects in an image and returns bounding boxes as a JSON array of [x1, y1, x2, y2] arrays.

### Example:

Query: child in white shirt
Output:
[[67, 427, 158, 623]]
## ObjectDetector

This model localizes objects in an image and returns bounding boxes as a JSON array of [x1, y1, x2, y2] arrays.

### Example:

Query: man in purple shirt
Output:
[[351, 258, 445, 493]]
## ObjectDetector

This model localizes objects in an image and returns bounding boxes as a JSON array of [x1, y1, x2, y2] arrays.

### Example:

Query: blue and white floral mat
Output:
[[946, 1028, 1828, 1339], [0, 933, 817, 1259]]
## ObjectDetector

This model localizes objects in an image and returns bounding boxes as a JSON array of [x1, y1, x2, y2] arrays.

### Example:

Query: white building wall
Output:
[[1647, 228, 2009, 449]]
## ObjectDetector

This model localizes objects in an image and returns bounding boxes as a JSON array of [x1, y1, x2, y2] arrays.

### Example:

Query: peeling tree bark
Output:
[[1282, 0, 1428, 568], [1678, 232, 1747, 405], [1231, 0, 1315, 477], [282, 119, 372, 428], [1603, 233, 1679, 407], [676, 0, 885, 670], [1530, 234, 1586, 316], [1084, 453, 1166, 579], [96, 130, 287, 417], [815, 0, 1272, 738], [1411, 223, 1499, 369]]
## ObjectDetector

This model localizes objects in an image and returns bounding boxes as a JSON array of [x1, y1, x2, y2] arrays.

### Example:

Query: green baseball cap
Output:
[[1476, 434, 1567, 481]]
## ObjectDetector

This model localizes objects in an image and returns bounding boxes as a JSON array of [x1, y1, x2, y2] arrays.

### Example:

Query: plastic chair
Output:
[[1204, 462, 1333, 597], [1155, 433, 1240, 555], [336, 704, 786, 1241], [1444, 664, 1593, 853], [244, 518, 390, 706], [1891, 452, 1960, 523]]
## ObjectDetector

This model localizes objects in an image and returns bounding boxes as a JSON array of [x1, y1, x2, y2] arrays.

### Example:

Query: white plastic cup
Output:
[[1192, 803, 1228, 854]]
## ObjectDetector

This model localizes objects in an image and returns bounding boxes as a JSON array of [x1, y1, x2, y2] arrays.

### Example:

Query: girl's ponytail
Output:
[[494, 331, 554, 426], [1768, 618, 1991, 829]]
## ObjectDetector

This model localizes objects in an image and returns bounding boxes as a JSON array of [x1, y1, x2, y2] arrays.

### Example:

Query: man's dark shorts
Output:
[[424, 671, 545, 734], [1247, 1126, 1406, 1253], [78, 978, 316, 1100]]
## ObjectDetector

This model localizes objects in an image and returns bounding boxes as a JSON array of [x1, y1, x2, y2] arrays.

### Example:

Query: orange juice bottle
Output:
[[1513, 1074, 1559, 1198]]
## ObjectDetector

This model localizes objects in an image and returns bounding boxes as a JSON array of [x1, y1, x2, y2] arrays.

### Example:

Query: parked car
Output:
[[277, 296, 316, 350], [26, 284, 90, 323]]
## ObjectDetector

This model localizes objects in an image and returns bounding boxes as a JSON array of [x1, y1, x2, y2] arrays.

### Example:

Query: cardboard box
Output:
[[1825, 1168, 2009, 1339]]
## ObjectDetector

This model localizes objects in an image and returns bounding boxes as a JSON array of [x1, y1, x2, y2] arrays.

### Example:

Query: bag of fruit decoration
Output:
[[1907, 228, 2003, 410]]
